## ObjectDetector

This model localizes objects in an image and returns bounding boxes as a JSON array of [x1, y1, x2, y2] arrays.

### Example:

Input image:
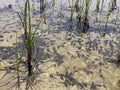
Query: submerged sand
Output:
[[0, 0, 120, 90]]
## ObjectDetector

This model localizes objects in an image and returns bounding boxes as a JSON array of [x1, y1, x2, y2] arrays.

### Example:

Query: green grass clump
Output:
[[68, 0, 75, 22], [19, 0, 34, 89], [76, 0, 91, 33], [40, 0, 45, 12], [109, 0, 116, 12], [17, 0, 45, 89], [82, 0, 91, 33]]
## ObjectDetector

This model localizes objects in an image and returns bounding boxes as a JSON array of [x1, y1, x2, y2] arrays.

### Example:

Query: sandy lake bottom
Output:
[[0, 0, 120, 90]]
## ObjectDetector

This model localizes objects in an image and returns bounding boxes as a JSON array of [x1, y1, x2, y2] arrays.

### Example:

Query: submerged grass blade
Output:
[[100, 0, 105, 12], [15, 33, 20, 90], [15, 33, 24, 90], [95, 0, 100, 12]]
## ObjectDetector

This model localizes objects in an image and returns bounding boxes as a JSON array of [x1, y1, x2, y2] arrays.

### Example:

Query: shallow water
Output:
[[0, 0, 120, 9], [0, 0, 120, 90]]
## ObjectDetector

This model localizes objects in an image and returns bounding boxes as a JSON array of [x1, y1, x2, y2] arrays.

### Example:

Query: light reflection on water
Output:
[[0, 0, 119, 23], [0, 0, 119, 11]]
